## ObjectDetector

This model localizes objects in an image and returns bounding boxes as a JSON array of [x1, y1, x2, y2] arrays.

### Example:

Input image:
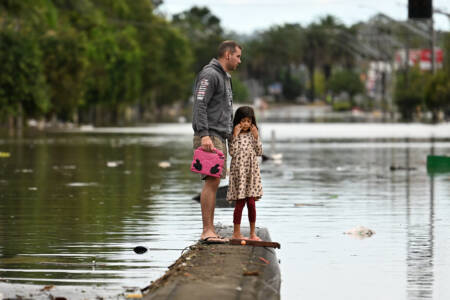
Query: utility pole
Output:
[[429, 17, 436, 74], [408, 0, 435, 73], [405, 31, 410, 87]]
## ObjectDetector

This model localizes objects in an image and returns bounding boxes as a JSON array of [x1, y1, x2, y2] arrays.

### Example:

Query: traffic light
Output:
[[408, 0, 432, 19]]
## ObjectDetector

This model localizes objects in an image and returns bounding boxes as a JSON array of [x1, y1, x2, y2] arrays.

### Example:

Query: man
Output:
[[192, 40, 242, 243]]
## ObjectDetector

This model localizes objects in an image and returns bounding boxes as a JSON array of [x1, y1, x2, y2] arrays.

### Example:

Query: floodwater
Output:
[[1, 123, 450, 300]]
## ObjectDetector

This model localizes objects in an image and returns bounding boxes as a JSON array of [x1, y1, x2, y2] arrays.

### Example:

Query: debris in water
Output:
[[107, 161, 123, 167], [124, 287, 143, 298], [62, 165, 76, 170], [133, 246, 148, 254], [243, 270, 259, 276], [271, 153, 283, 161], [294, 203, 324, 207], [66, 182, 98, 187], [80, 124, 94, 131], [344, 226, 375, 239], [258, 257, 270, 264], [125, 294, 142, 299], [158, 161, 171, 168], [40, 285, 54, 291], [390, 165, 416, 171]]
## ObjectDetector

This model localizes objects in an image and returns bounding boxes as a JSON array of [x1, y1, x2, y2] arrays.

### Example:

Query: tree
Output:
[[40, 28, 90, 122], [172, 6, 224, 73], [301, 16, 355, 102], [394, 67, 428, 121], [425, 71, 450, 123], [281, 68, 303, 101], [232, 77, 250, 103], [245, 23, 304, 86], [0, 30, 50, 125], [151, 25, 194, 109], [328, 70, 364, 107]]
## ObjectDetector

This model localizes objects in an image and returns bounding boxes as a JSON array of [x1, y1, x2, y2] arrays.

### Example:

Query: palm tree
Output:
[[301, 15, 356, 102]]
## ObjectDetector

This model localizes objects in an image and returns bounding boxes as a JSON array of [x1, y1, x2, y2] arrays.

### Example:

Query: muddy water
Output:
[[0, 123, 450, 299]]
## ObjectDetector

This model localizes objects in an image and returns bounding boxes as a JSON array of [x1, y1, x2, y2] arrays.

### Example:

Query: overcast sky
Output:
[[159, 0, 450, 34]]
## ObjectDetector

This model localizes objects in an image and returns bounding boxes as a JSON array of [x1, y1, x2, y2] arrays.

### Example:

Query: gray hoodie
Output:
[[192, 58, 233, 140]]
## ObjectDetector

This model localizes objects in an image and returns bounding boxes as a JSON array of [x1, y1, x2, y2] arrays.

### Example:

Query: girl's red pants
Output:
[[233, 197, 256, 224]]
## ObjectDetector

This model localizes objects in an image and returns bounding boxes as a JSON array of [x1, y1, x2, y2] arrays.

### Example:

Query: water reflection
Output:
[[0, 125, 450, 300], [406, 142, 434, 299], [0, 133, 191, 298]]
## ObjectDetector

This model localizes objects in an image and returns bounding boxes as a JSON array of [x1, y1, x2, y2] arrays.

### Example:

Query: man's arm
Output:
[[193, 71, 217, 151]]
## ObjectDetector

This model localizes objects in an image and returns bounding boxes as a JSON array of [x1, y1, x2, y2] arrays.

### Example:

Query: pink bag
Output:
[[191, 147, 225, 178]]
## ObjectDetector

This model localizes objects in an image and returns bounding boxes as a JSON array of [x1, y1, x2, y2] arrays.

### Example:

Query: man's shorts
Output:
[[193, 135, 227, 180]]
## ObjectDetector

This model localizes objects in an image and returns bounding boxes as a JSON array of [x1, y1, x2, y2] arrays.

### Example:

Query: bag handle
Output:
[[196, 146, 224, 157]]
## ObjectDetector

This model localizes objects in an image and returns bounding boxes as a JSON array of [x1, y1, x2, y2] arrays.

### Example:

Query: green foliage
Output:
[[425, 70, 450, 122], [0, 30, 50, 120], [332, 100, 352, 111], [245, 23, 304, 84], [328, 70, 364, 105], [244, 16, 356, 102], [84, 24, 142, 110], [301, 16, 355, 101], [444, 33, 450, 75], [0, 0, 195, 125], [232, 77, 250, 103], [151, 25, 194, 107], [1, 1, 447, 126], [313, 71, 327, 100], [281, 68, 303, 101], [172, 6, 224, 73], [40, 28, 90, 120], [394, 67, 429, 121]]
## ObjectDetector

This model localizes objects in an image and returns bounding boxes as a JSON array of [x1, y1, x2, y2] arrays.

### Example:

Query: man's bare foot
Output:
[[201, 231, 229, 242], [201, 230, 218, 240], [248, 235, 262, 241]]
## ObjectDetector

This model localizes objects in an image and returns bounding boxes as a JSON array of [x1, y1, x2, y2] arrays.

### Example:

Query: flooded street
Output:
[[1, 123, 450, 299]]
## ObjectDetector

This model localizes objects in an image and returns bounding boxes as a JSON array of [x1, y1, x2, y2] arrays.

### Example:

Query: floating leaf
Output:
[[0, 152, 10, 158], [294, 203, 324, 207], [41, 285, 54, 291]]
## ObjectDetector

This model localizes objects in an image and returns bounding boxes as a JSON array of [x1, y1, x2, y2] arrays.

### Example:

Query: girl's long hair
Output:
[[233, 106, 258, 130]]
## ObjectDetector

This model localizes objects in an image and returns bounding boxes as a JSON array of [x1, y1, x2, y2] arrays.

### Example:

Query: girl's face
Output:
[[240, 117, 252, 131]]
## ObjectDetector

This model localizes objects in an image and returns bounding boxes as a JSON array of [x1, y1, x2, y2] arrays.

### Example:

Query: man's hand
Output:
[[250, 125, 259, 139], [233, 124, 242, 137], [201, 136, 214, 152]]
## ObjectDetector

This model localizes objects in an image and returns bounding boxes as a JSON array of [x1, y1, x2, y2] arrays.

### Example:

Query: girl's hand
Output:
[[233, 124, 242, 137], [250, 125, 258, 139]]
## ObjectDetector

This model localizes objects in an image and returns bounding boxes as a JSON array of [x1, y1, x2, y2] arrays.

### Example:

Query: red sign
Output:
[[395, 48, 443, 70], [420, 49, 443, 62]]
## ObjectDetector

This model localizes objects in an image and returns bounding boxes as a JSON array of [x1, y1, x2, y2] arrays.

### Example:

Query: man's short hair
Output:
[[218, 40, 242, 58]]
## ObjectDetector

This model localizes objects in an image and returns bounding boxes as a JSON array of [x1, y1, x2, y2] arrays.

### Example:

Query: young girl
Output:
[[227, 106, 263, 241]]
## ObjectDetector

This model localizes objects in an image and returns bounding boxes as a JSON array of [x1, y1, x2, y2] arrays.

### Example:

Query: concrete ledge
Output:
[[142, 226, 280, 300]]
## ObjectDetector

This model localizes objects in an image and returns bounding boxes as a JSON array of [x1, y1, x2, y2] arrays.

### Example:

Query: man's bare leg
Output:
[[200, 176, 220, 239]]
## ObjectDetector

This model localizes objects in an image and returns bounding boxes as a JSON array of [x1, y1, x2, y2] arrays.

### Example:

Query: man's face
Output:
[[226, 47, 242, 71]]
